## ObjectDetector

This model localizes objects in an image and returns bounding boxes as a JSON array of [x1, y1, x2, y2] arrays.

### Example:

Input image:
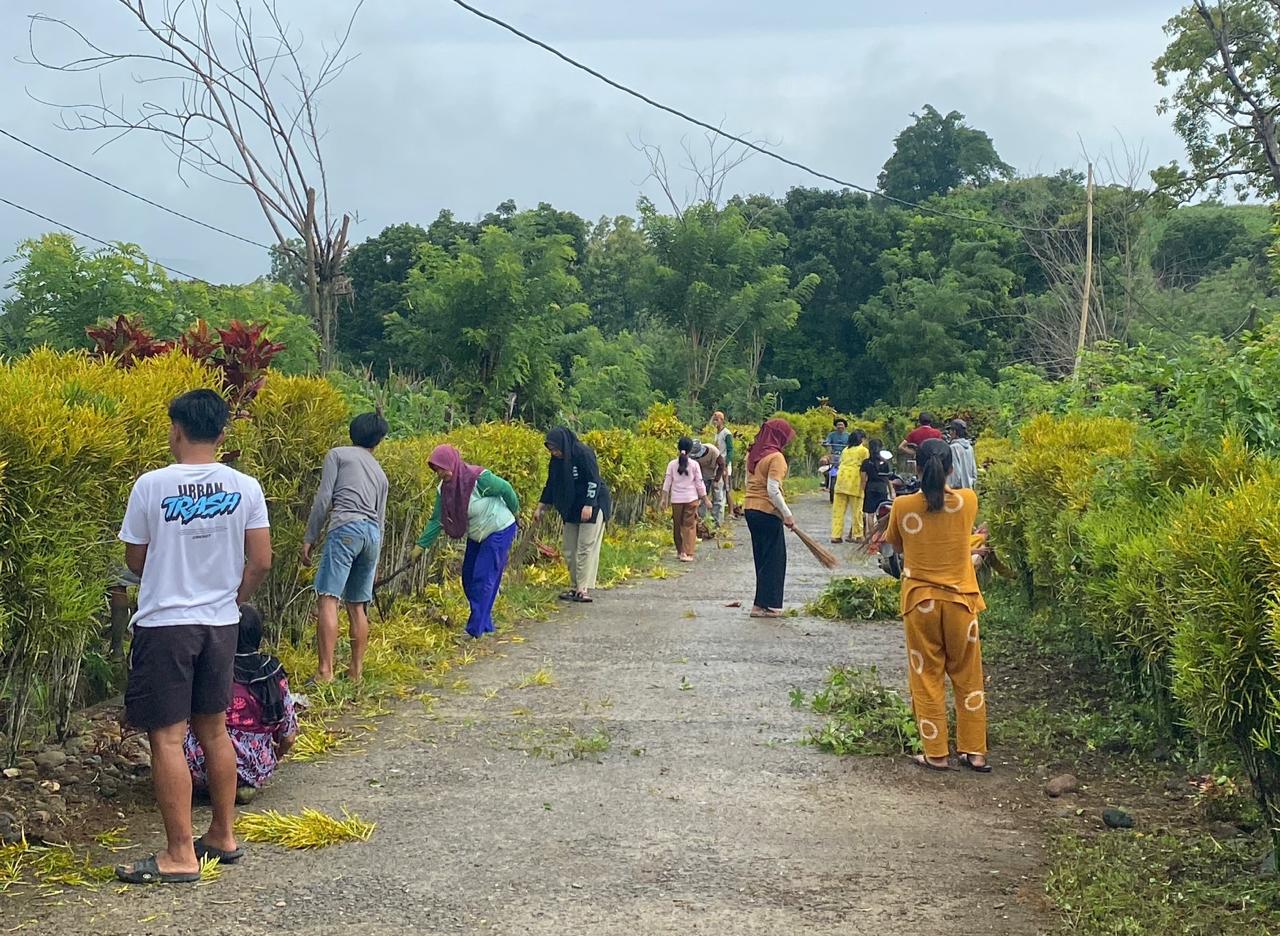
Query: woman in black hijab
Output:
[[534, 427, 612, 603]]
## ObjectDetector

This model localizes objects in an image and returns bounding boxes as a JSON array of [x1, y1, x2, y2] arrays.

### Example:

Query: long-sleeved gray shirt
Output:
[[304, 446, 389, 544]]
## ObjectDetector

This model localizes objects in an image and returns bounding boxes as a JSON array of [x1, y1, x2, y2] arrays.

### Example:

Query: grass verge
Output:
[[1047, 831, 1280, 935], [979, 580, 1280, 934]]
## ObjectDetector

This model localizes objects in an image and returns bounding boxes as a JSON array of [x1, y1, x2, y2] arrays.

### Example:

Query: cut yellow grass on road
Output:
[[237, 807, 375, 850], [517, 666, 555, 688]]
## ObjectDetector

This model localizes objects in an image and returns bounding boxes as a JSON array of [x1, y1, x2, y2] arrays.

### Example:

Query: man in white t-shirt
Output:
[[115, 389, 273, 884]]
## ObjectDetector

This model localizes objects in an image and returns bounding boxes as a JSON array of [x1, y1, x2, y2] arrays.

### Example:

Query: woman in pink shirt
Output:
[[661, 436, 712, 562]]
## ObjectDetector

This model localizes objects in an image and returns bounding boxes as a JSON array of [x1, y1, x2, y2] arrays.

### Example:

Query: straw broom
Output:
[[790, 525, 839, 569]]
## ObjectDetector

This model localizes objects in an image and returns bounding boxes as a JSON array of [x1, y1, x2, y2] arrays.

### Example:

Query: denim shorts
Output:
[[315, 520, 382, 604]]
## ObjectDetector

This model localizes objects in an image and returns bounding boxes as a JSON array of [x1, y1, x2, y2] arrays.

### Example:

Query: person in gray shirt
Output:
[[947, 419, 979, 491], [301, 411, 390, 683]]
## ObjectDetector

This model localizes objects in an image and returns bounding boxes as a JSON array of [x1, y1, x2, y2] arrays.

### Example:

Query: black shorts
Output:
[[125, 624, 237, 731], [865, 490, 892, 514]]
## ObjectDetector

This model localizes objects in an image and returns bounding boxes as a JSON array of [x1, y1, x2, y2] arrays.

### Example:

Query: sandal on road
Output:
[[116, 854, 199, 885], [557, 591, 577, 602], [572, 593, 594, 603], [749, 609, 782, 619], [912, 754, 953, 772], [195, 836, 245, 864], [958, 753, 993, 773]]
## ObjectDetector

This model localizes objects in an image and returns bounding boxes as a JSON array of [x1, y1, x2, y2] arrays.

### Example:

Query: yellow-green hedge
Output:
[[987, 414, 1280, 848], [0, 354, 861, 748]]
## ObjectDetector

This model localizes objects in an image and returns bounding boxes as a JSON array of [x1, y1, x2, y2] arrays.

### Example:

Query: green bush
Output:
[[987, 408, 1280, 851]]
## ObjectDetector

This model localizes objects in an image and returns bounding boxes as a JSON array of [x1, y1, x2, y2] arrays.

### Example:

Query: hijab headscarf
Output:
[[232, 605, 287, 726], [545, 427, 608, 521], [747, 418, 796, 473], [428, 444, 485, 539]]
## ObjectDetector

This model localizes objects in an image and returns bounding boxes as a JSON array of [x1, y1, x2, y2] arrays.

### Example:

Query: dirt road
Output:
[[12, 496, 1048, 935]]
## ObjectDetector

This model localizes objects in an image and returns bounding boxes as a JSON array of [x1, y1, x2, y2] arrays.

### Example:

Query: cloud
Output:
[[1, 0, 1184, 289]]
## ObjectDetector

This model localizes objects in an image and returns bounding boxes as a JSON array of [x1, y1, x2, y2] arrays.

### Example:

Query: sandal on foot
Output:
[[749, 609, 782, 618], [912, 754, 953, 772], [572, 593, 594, 603], [557, 591, 577, 601], [194, 836, 245, 864], [958, 753, 992, 773], [116, 854, 200, 885]]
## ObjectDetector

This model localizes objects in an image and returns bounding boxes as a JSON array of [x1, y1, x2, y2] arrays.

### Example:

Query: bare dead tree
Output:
[[1016, 141, 1159, 372], [632, 127, 763, 217], [26, 0, 364, 364]]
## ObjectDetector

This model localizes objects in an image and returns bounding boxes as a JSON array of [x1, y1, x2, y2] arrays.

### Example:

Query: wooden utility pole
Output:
[[1074, 163, 1095, 372]]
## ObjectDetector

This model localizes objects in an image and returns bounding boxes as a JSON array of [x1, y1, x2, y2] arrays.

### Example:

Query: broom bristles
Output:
[[791, 526, 839, 569]]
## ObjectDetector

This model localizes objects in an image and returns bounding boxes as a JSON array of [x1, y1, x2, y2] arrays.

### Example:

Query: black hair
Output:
[[868, 438, 884, 458], [949, 419, 968, 439], [677, 435, 693, 476], [169, 389, 230, 443], [918, 412, 935, 427], [834, 417, 848, 428], [237, 603, 264, 655], [350, 410, 390, 449], [917, 438, 953, 512], [851, 429, 866, 444]]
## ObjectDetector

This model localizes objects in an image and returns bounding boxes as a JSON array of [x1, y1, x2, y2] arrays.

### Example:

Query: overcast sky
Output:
[[1, 0, 1183, 286]]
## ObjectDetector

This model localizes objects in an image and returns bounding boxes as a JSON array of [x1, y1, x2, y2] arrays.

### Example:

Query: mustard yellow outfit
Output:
[[884, 487, 988, 759], [831, 443, 869, 540]]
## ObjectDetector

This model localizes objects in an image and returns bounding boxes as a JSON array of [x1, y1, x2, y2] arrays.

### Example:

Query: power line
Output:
[[0, 127, 271, 250], [446, 0, 1057, 235], [0, 195, 209, 283]]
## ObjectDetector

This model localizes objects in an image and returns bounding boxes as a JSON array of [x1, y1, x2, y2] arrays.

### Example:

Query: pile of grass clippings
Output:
[[806, 576, 899, 622], [0, 838, 113, 897], [236, 807, 375, 850], [793, 665, 921, 756]]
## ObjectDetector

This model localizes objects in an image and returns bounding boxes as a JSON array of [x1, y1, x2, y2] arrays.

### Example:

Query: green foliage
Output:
[[797, 666, 921, 757], [1, 235, 170, 354], [877, 105, 1014, 203], [639, 198, 814, 411], [385, 225, 588, 424], [807, 576, 900, 621], [565, 327, 658, 429], [1046, 831, 1280, 935], [1151, 207, 1266, 288], [325, 368, 453, 438], [1155, 1, 1280, 200], [340, 223, 429, 363]]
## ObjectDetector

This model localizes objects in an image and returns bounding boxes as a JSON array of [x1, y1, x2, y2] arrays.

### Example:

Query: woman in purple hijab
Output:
[[414, 445, 521, 638]]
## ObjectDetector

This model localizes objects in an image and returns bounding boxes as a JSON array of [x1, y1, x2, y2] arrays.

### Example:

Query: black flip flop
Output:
[[557, 591, 577, 601], [572, 593, 594, 603], [912, 754, 953, 772], [116, 854, 200, 885], [958, 753, 993, 774], [195, 836, 245, 864]]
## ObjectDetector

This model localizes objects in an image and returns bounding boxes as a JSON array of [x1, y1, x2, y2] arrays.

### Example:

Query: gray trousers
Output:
[[563, 517, 606, 591]]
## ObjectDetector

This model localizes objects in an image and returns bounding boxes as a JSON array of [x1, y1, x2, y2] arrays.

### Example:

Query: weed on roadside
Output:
[[795, 665, 921, 756], [514, 724, 612, 762], [1046, 830, 1280, 935]]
